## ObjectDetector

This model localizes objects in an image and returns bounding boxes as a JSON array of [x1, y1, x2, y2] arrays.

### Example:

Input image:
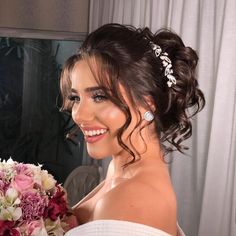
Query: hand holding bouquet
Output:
[[0, 158, 71, 236]]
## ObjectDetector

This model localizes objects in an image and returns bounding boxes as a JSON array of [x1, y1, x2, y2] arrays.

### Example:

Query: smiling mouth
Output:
[[83, 129, 108, 144], [84, 128, 108, 137]]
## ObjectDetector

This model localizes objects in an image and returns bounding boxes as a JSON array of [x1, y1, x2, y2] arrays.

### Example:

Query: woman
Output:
[[61, 23, 205, 236]]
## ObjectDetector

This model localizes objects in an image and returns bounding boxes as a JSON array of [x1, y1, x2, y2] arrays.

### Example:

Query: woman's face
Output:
[[70, 59, 142, 159]]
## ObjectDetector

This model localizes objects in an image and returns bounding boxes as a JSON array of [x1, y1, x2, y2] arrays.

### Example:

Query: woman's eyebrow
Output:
[[85, 86, 104, 93], [70, 86, 104, 94], [71, 88, 78, 93]]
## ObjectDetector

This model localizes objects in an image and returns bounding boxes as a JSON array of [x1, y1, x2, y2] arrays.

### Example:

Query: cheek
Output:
[[99, 105, 126, 129], [71, 105, 80, 124], [71, 107, 76, 121]]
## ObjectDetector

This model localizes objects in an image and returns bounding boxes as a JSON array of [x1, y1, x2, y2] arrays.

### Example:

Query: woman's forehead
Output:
[[70, 60, 99, 89]]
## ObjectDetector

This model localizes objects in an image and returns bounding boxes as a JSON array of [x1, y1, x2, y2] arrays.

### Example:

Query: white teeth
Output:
[[84, 129, 107, 137]]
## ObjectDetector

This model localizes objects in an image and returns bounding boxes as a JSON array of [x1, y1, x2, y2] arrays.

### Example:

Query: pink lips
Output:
[[84, 133, 107, 143], [81, 126, 108, 144]]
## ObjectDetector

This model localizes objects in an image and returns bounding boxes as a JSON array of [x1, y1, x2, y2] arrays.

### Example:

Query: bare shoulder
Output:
[[93, 175, 177, 235]]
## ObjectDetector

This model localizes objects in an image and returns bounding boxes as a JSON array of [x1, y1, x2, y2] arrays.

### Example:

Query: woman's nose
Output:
[[71, 102, 94, 125]]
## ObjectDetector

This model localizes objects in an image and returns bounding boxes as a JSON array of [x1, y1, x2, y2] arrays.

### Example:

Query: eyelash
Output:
[[92, 92, 108, 102], [68, 92, 108, 104], [68, 95, 80, 103]]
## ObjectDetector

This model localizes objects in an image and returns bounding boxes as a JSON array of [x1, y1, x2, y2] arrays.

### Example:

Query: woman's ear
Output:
[[144, 95, 156, 112]]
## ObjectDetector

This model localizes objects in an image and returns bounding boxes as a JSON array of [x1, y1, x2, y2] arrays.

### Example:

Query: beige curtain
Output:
[[89, 1, 236, 236]]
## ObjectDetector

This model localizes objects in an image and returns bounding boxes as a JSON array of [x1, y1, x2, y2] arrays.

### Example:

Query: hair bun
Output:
[[152, 30, 205, 152]]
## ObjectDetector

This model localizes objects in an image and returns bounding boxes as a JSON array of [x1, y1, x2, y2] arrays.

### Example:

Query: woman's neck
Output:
[[109, 137, 165, 180]]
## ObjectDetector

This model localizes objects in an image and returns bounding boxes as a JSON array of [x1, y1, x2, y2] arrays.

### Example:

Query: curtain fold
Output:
[[198, 1, 236, 235], [89, 1, 236, 235]]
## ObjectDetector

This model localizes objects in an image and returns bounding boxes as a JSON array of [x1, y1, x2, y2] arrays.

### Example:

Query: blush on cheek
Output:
[[100, 106, 126, 125]]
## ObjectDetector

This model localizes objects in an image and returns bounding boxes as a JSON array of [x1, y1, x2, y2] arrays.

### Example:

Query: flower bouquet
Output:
[[0, 158, 70, 236]]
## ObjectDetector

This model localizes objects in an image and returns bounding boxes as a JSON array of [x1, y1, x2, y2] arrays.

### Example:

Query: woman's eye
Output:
[[92, 93, 108, 103], [68, 95, 80, 103]]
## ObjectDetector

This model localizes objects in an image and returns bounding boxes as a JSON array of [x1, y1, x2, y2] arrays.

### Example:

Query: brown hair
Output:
[[60, 23, 205, 160]]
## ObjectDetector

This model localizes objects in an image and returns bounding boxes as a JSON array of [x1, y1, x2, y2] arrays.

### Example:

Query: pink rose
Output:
[[26, 220, 45, 235], [11, 174, 34, 192]]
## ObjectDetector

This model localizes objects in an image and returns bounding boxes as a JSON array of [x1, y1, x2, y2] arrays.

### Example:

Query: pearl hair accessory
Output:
[[149, 42, 177, 88], [143, 111, 154, 122]]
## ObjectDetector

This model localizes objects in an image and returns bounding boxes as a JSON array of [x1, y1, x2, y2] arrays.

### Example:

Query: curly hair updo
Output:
[[60, 23, 205, 157]]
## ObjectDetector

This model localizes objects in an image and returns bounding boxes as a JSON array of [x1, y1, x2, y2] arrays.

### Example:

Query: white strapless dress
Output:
[[65, 219, 185, 236]]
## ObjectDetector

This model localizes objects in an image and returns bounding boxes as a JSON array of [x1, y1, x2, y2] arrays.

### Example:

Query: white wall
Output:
[[0, 0, 89, 34]]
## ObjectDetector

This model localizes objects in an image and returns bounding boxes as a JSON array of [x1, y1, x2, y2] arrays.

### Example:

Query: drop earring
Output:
[[143, 111, 154, 122]]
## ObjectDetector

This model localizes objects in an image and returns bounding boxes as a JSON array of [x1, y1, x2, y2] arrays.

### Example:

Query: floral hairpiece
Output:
[[149, 42, 176, 87]]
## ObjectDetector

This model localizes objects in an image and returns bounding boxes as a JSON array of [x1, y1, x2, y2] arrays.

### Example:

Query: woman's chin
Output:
[[87, 150, 109, 160]]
